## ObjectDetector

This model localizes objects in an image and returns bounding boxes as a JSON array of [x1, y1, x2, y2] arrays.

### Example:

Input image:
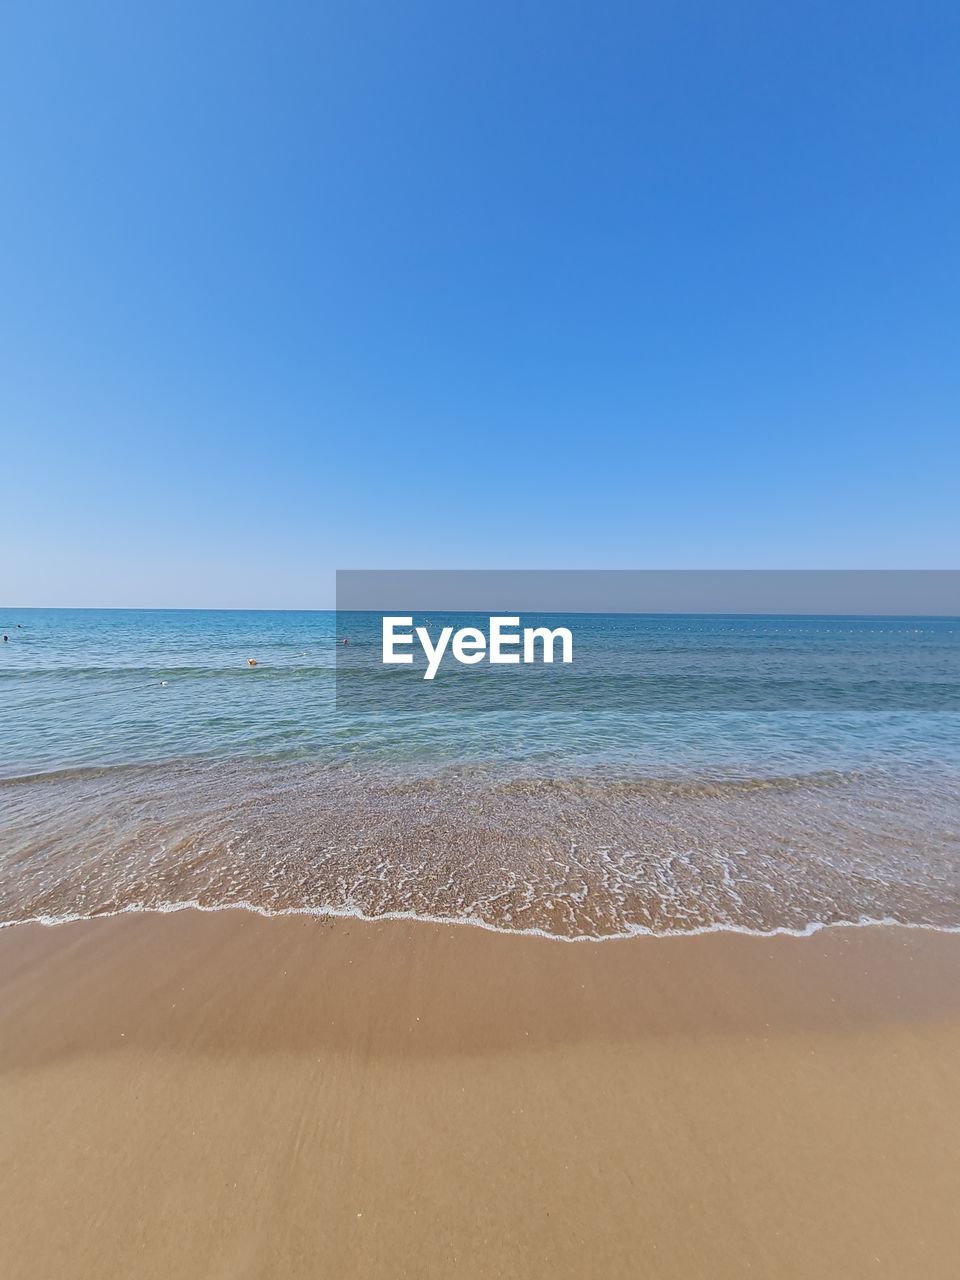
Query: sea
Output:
[[2, 607, 960, 939]]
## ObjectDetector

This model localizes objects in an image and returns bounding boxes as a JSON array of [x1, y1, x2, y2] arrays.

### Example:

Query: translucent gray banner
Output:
[[335, 570, 960, 714]]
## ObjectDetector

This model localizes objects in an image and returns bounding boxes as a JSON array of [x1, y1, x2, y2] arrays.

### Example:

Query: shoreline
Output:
[[2, 908, 960, 1277], [6, 753, 960, 938], [4, 896, 960, 942]]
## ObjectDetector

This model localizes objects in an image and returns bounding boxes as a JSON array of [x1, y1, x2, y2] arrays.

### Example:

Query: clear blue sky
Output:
[[2, 2, 958, 607]]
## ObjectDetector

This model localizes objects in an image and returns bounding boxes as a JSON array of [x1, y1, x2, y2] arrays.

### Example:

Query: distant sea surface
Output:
[[2, 608, 960, 939]]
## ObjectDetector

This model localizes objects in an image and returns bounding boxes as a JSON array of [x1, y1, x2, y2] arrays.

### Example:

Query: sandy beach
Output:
[[1, 912, 959, 1278]]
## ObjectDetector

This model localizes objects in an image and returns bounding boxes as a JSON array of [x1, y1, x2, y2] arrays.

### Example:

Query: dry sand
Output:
[[1, 910, 959, 1278]]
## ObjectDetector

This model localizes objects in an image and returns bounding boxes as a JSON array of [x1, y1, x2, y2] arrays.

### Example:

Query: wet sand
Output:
[[1, 911, 959, 1278]]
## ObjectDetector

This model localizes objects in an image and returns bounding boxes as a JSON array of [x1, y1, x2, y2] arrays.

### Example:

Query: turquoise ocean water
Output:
[[2, 608, 960, 937]]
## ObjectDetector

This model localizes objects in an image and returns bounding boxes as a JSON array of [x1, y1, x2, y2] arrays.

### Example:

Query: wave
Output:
[[0, 663, 337, 681], [5, 897, 960, 944], [0, 755, 865, 796], [2, 755, 959, 940], [403, 768, 863, 800]]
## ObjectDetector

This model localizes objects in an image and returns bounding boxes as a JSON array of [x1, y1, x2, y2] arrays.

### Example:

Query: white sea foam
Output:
[[3, 757, 960, 940], [4, 897, 960, 944]]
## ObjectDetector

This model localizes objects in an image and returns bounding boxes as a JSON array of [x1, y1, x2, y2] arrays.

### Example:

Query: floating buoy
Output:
[[247, 658, 258, 667]]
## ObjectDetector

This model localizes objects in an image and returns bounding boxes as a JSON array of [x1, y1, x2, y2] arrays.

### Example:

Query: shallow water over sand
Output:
[[2, 609, 959, 937], [3, 757, 960, 937]]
